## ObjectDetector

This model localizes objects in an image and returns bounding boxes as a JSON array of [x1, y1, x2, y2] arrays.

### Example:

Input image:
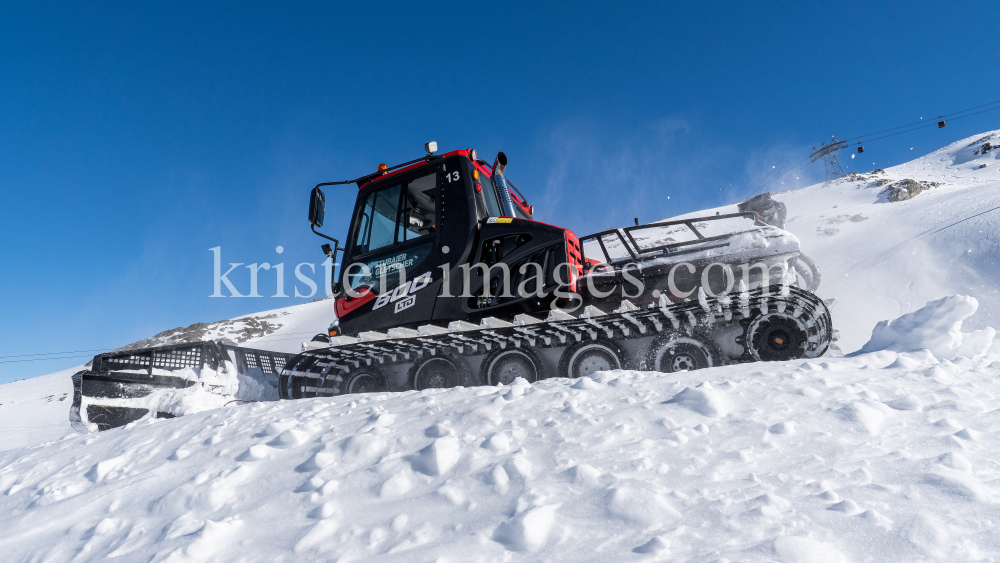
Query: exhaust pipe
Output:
[[491, 151, 517, 217], [493, 151, 507, 175]]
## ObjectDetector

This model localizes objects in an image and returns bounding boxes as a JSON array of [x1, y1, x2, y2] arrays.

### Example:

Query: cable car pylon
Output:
[[809, 137, 847, 182]]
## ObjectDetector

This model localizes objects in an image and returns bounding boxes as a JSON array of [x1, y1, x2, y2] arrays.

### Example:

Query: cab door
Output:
[[337, 168, 443, 333]]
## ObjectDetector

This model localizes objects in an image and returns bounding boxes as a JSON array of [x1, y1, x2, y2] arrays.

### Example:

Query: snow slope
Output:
[[0, 367, 77, 451], [3, 345, 1000, 562], [121, 299, 335, 355], [679, 130, 1000, 352]]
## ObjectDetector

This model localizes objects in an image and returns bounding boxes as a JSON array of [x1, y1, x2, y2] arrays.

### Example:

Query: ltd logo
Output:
[[394, 295, 416, 312]]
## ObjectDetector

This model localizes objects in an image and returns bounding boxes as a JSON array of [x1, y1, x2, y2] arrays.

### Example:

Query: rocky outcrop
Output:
[[115, 314, 285, 352], [880, 179, 942, 202]]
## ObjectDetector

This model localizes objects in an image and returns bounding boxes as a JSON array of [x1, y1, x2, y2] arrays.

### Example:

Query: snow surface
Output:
[[3, 344, 1000, 561], [3, 131, 1000, 561]]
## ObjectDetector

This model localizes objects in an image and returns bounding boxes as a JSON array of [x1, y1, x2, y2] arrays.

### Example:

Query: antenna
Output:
[[809, 137, 847, 182]]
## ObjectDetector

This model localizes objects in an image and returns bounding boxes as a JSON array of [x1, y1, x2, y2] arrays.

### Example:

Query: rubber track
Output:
[[280, 285, 832, 399]]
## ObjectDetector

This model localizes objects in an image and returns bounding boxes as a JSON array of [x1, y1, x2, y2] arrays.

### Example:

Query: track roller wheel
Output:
[[644, 332, 721, 373], [409, 353, 469, 391], [480, 346, 547, 386], [559, 339, 625, 379], [745, 312, 809, 361], [344, 363, 389, 394]]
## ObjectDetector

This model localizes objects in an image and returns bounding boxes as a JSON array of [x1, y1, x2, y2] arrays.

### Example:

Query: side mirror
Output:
[[309, 187, 326, 228]]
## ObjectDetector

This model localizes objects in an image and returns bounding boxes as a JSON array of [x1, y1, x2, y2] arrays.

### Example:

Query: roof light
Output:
[[377, 163, 388, 173], [424, 141, 438, 156], [468, 148, 478, 161]]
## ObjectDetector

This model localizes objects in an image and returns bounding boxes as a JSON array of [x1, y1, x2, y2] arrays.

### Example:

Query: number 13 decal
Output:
[[444, 171, 460, 182]]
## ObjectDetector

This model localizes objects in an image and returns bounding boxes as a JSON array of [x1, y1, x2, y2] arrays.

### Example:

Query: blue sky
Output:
[[2, 1, 998, 384]]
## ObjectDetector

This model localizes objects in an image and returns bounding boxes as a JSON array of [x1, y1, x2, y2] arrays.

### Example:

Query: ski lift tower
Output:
[[810, 137, 847, 182]]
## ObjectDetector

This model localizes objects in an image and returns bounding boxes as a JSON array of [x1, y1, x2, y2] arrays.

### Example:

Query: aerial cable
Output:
[[843, 100, 1000, 143], [850, 105, 1000, 147]]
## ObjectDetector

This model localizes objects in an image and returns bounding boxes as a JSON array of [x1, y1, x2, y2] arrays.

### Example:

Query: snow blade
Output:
[[71, 341, 291, 432]]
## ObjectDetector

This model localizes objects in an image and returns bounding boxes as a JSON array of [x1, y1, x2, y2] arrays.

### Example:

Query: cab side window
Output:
[[399, 173, 436, 242]]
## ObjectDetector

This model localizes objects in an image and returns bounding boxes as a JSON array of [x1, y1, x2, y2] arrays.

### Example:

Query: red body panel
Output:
[[564, 229, 582, 292], [335, 288, 376, 318]]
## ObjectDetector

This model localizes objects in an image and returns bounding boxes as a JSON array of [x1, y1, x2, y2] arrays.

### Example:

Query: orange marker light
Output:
[[377, 163, 388, 173]]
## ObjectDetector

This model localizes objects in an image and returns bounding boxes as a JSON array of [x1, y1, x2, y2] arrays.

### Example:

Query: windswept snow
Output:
[[3, 341, 1000, 561]]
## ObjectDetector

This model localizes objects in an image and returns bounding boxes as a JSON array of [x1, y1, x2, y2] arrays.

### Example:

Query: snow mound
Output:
[[859, 295, 996, 359], [491, 504, 560, 552], [663, 381, 727, 417]]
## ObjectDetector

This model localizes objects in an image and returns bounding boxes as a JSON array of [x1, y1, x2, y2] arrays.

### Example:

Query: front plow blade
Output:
[[70, 341, 291, 432]]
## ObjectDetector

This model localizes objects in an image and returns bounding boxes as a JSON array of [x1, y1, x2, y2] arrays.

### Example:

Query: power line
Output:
[[0, 348, 109, 360], [0, 354, 96, 365]]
